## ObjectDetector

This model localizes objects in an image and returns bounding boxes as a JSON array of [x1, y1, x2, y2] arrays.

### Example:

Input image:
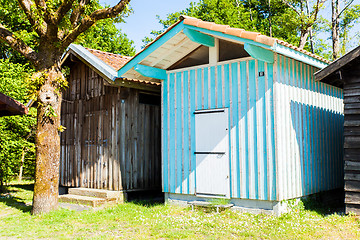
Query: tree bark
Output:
[[298, 28, 310, 49], [18, 148, 27, 181], [31, 67, 63, 215], [332, 0, 340, 60]]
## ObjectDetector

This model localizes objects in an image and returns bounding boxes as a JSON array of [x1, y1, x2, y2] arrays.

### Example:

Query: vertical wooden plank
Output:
[[121, 91, 127, 190], [113, 89, 119, 191], [138, 100, 144, 189], [144, 104, 150, 189], [103, 93, 110, 189]]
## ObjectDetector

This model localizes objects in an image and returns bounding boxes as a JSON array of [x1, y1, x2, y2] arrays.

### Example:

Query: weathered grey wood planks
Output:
[[60, 61, 161, 192]]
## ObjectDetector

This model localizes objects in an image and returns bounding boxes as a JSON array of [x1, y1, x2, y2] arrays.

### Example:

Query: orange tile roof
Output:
[[86, 48, 132, 71], [84, 48, 160, 86], [182, 16, 330, 64]]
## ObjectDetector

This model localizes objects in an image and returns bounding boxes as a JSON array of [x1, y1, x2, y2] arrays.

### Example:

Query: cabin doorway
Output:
[[194, 108, 230, 198]]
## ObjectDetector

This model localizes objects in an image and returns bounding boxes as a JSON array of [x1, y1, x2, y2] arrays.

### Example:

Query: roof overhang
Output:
[[315, 45, 360, 89], [117, 17, 329, 82], [0, 92, 28, 117], [61, 44, 118, 83], [61, 44, 161, 92]]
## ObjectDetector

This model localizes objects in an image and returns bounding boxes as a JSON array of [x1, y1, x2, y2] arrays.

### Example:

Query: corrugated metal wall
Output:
[[61, 61, 162, 191], [162, 58, 277, 201], [274, 54, 344, 200]]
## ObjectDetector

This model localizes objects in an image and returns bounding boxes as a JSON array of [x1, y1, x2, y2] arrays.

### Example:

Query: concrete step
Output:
[[68, 188, 124, 202], [59, 194, 107, 207], [188, 200, 234, 213]]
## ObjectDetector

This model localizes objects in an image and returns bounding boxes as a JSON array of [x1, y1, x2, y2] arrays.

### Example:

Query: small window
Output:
[[169, 45, 209, 70], [219, 39, 249, 62], [139, 93, 161, 106]]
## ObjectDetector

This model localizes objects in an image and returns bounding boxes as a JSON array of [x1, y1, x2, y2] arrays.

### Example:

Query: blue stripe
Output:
[[224, 64, 230, 107], [190, 69, 196, 194], [297, 61, 305, 196], [231, 62, 239, 198], [224, 64, 232, 197], [267, 62, 276, 200], [258, 60, 268, 200], [210, 66, 216, 109], [249, 60, 259, 199], [203, 68, 209, 109], [197, 69, 202, 109], [240, 61, 249, 198], [163, 76, 169, 192], [183, 71, 189, 194], [325, 84, 330, 190], [217, 65, 223, 108], [176, 72, 183, 193], [169, 73, 176, 193]]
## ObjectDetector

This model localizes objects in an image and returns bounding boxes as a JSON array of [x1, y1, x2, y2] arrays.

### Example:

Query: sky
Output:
[[101, 0, 360, 55], [101, 0, 197, 52]]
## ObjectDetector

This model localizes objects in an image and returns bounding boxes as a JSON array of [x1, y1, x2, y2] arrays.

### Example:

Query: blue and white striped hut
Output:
[[117, 16, 344, 214]]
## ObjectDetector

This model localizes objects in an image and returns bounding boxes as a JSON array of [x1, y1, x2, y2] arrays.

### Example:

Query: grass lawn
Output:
[[0, 182, 360, 239]]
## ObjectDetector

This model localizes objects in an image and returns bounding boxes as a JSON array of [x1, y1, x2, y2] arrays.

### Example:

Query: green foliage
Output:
[[0, 0, 135, 63], [0, 60, 36, 191], [76, 18, 136, 56], [0, 0, 37, 64]]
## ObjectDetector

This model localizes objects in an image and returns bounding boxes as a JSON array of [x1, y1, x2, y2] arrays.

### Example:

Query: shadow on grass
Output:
[[302, 188, 345, 216], [0, 183, 33, 213], [127, 190, 165, 208]]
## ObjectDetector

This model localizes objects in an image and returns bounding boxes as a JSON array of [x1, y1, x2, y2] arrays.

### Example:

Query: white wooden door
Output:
[[195, 108, 230, 198]]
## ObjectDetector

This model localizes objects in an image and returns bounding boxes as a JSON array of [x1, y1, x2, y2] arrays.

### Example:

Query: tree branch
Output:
[[281, 0, 302, 17], [60, 0, 131, 50], [34, 0, 55, 25], [0, 24, 39, 66], [339, 0, 355, 17], [70, 0, 90, 28], [55, 0, 76, 24], [17, 0, 46, 36]]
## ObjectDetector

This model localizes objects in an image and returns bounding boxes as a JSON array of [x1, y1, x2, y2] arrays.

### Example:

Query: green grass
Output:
[[1, 182, 360, 239]]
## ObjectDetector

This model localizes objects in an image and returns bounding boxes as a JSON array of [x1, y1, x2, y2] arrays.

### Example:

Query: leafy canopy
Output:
[[0, 60, 36, 190]]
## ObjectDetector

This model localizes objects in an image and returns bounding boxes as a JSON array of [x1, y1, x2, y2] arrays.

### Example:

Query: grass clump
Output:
[[0, 181, 360, 239]]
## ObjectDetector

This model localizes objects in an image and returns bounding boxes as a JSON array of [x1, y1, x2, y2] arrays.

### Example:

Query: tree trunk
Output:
[[18, 148, 27, 182], [298, 28, 310, 49], [332, 0, 340, 60], [31, 67, 63, 215], [268, 0, 272, 37]]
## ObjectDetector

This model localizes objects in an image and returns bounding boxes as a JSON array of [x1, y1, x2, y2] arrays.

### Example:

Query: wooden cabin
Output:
[[315, 46, 360, 214], [117, 16, 344, 214], [0, 92, 28, 117], [60, 44, 162, 194]]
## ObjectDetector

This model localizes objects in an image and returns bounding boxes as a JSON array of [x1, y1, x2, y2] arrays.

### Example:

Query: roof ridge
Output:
[[85, 47, 132, 59]]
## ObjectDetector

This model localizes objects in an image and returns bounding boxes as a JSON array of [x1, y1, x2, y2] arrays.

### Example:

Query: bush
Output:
[[0, 59, 36, 191]]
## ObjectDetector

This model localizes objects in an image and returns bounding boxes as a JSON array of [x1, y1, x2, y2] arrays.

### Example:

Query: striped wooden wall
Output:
[[60, 61, 161, 191], [274, 54, 344, 200], [162, 57, 277, 201]]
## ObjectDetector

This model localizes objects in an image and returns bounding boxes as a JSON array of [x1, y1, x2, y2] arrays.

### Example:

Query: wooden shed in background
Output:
[[60, 44, 162, 195], [315, 46, 360, 214]]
